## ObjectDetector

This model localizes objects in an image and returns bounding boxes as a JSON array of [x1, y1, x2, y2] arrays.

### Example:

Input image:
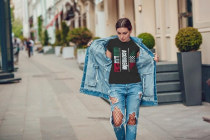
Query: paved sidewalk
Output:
[[0, 50, 210, 140]]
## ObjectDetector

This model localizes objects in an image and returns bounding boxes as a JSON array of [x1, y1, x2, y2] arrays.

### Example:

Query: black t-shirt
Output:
[[106, 38, 141, 84], [26, 41, 31, 48]]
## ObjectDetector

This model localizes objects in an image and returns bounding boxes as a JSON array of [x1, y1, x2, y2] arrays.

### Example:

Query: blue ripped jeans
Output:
[[108, 82, 143, 140]]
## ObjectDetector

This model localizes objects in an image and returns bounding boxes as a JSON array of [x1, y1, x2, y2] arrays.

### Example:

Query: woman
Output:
[[13, 38, 20, 64], [81, 18, 158, 140]]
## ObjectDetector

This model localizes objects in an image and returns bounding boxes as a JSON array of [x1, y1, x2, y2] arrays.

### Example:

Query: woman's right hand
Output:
[[87, 40, 93, 46]]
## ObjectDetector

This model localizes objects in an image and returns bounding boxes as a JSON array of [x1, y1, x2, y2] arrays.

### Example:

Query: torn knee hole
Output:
[[112, 106, 123, 127], [110, 96, 118, 104], [127, 112, 136, 125]]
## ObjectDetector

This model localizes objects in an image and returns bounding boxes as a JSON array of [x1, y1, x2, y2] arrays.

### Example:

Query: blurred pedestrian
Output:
[[30, 38, 34, 56], [26, 38, 32, 57], [13, 38, 20, 65]]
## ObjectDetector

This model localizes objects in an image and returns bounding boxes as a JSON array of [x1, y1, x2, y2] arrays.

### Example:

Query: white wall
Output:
[[95, 1, 106, 38], [193, 0, 210, 64], [22, 0, 30, 38]]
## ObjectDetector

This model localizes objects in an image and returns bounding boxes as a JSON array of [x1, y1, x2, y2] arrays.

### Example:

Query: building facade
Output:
[[21, 0, 210, 64]]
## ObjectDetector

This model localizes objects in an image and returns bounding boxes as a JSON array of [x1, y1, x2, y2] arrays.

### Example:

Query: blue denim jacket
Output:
[[80, 36, 158, 106]]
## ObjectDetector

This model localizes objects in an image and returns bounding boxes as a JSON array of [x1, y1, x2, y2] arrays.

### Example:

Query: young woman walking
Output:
[[81, 18, 158, 140]]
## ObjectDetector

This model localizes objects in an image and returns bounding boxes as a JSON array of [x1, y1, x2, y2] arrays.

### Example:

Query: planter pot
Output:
[[55, 46, 61, 56], [62, 47, 75, 59], [77, 48, 87, 64], [150, 49, 155, 53], [177, 51, 202, 106], [43, 46, 52, 53], [202, 64, 210, 103]]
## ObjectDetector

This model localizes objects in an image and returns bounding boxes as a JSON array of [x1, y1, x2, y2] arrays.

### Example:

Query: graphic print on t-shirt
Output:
[[113, 47, 136, 72], [114, 47, 120, 72], [129, 51, 136, 69]]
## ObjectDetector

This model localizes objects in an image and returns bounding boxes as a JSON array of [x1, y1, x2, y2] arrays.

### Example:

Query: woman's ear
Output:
[[130, 28, 133, 34]]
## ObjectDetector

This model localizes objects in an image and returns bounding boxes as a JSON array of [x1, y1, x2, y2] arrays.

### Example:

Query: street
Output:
[[0, 50, 210, 140]]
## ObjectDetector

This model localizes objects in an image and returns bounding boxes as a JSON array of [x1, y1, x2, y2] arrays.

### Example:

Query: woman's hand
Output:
[[87, 40, 93, 46], [153, 53, 159, 62]]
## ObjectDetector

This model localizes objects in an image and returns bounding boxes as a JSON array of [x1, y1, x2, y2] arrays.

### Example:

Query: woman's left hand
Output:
[[153, 53, 159, 62]]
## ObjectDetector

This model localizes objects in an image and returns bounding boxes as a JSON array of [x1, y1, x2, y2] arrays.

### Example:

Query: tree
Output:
[[61, 21, 69, 46], [12, 19, 23, 38], [38, 16, 43, 43], [43, 30, 50, 46]]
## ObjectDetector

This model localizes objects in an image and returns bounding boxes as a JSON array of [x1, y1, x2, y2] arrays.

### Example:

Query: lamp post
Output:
[[0, 0, 14, 72]]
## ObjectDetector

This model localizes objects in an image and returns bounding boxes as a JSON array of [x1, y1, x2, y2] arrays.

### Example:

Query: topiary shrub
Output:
[[175, 27, 202, 52], [43, 29, 50, 46], [54, 29, 63, 46], [61, 21, 69, 46], [137, 33, 155, 49], [67, 27, 92, 48]]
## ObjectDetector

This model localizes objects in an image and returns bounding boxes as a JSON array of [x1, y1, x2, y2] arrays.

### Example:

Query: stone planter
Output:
[[150, 49, 155, 53], [62, 46, 75, 59], [77, 48, 87, 64], [43, 46, 52, 53], [55, 46, 61, 56], [177, 51, 202, 106]]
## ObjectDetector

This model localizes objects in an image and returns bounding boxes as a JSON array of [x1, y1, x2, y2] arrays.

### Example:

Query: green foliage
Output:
[[67, 27, 92, 48], [10, 7, 14, 22], [38, 16, 43, 43], [175, 27, 202, 52], [61, 21, 69, 46], [137, 33, 155, 49], [43, 30, 50, 46], [12, 18, 23, 38], [54, 29, 63, 46], [93, 37, 101, 40]]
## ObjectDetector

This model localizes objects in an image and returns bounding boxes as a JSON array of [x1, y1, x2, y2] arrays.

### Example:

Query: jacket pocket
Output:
[[141, 73, 154, 97], [85, 63, 99, 87]]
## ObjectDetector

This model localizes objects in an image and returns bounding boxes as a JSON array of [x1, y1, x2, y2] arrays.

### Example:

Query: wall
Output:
[[193, 0, 210, 64]]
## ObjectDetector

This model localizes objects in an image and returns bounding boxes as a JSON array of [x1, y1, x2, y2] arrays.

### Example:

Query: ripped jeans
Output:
[[108, 82, 143, 140]]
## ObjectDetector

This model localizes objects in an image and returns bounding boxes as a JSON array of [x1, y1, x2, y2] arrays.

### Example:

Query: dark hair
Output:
[[115, 18, 132, 31]]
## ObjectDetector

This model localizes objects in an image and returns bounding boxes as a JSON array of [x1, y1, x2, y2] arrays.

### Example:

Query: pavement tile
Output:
[[0, 135, 23, 140], [0, 51, 210, 140]]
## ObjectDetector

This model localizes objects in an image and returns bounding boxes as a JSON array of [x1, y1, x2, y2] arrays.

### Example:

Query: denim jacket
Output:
[[80, 36, 158, 106]]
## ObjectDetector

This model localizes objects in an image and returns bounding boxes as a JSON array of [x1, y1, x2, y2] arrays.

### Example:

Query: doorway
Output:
[[178, 0, 193, 29]]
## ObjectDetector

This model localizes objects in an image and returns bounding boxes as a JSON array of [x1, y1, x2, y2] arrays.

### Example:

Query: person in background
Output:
[[13, 38, 20, 64], [26, 38, 32, 57], [30, 38, 34, 56]]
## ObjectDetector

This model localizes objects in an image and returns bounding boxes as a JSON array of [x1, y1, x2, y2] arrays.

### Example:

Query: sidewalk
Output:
[[0, 50, 209, 140]]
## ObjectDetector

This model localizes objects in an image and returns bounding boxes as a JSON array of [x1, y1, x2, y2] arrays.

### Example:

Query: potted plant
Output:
[[93, 37, 101, 40], [42, 29, 52, 53], [54, 29, 63, 56], [67, 27, 92, 63], [137, 33, 155, 53], [61, 21, 74, 59], [175, 27, 203, 106]]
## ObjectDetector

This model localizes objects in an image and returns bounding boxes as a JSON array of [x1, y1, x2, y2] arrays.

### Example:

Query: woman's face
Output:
[[116, 27, 132, 42]]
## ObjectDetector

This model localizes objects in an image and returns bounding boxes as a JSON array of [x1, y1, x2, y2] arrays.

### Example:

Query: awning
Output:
[[46, 11, 62, 29]]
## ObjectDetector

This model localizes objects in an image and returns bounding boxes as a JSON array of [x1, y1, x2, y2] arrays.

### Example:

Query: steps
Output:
[[0, 72, 21, 84], [79, 61, 182, 104], [156, 62, 182, 103], [0, 73, 14, 79]]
